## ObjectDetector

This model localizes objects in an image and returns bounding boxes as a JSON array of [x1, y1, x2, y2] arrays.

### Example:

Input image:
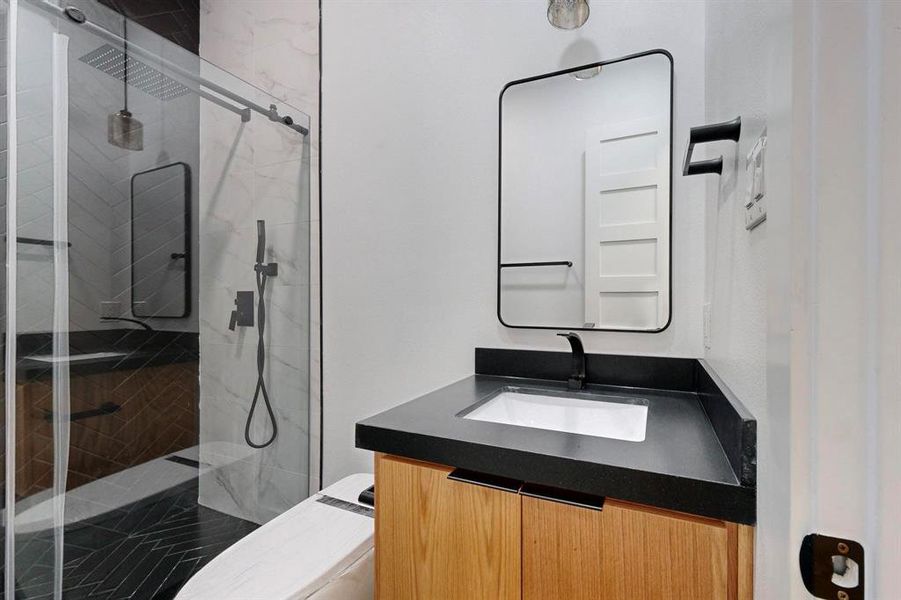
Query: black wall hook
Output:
[[682, 116, 741, 176]]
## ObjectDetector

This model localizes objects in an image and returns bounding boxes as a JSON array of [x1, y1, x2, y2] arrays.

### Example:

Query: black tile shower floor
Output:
[[3, 479, 258, 600]]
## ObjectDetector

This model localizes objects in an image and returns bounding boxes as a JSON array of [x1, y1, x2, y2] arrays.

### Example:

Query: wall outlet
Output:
[[703, 303, 711, 349], [100, 301, 122, 318]]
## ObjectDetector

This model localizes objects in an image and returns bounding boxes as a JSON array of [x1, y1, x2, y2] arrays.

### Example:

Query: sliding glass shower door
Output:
[[3, 1, 312, 597]]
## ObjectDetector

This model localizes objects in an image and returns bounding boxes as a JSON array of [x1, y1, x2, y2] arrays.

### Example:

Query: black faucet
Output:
[[557, 332, 586, 390]]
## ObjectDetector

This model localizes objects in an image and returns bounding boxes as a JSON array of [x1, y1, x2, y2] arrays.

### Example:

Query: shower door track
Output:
[[25, 0, 310, 136]]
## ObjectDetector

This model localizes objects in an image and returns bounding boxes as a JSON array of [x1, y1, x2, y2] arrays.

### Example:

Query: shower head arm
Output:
[[122, 16, 129, 113], [103, 0, 130, 112]]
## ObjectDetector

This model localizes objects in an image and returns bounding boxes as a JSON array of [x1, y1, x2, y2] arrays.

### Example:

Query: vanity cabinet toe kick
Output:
[[374, 453, 754, 600]]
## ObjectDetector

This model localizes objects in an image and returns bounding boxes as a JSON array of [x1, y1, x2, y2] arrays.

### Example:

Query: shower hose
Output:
[[244, 265, 278, 448]]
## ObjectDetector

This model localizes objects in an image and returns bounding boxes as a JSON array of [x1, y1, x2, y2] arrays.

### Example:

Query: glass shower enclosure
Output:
[[1, 0, 313, 597]]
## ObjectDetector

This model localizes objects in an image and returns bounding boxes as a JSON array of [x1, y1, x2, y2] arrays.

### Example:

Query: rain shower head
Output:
[[79, 44, 192, 101], [81, 37, 192, 151]]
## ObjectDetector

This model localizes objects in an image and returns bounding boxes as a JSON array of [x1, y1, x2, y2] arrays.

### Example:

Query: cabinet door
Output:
[[375, 454, 521, 600], [523, 495, 753, 600]]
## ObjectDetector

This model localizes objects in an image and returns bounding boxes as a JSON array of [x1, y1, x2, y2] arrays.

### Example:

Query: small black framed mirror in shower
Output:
[[131, 162, 191, 318]]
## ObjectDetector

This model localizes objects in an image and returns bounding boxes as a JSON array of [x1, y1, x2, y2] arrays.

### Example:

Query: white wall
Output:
[[704, 1, 792, 598], [322, 1, 706, 483]]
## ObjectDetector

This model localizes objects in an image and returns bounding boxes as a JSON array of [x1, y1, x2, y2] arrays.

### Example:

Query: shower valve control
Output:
[[254, 262, 278, 277], [229, 291, 255, 331]]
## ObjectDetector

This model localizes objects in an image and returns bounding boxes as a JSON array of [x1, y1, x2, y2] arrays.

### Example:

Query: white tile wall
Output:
[[198, 0, 319, 523], [3, 6, 200, 335]]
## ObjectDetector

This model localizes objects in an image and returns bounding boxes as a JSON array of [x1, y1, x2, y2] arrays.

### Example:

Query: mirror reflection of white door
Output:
[[584, 116, 669, 330]]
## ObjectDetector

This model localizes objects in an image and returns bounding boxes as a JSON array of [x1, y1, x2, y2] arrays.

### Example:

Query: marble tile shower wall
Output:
[[198, 0, 319, 524]]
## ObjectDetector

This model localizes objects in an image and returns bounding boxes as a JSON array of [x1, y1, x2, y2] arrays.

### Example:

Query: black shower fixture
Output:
[[244, 220, 279, 449]]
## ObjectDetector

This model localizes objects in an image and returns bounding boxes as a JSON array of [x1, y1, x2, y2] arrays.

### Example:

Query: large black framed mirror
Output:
[[498, 49, 673, 332], [131, 162, 191, 318]]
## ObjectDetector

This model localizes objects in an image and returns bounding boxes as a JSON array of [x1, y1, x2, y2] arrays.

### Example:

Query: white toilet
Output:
[[176, 473, 375, 600]]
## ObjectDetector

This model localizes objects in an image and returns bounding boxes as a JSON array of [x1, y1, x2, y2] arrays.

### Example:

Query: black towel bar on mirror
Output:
[[501, 261, 573, 268], [4, 236, 73, 248], [682, 116, 741, 176]]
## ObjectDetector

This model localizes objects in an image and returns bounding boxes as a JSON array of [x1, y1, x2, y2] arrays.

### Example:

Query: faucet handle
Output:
[[229, 291, 255, 330]]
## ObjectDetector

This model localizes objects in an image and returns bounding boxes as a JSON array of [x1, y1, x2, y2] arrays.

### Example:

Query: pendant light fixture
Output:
[[547, 0, 590, 30], [108, 11, 143, 151]]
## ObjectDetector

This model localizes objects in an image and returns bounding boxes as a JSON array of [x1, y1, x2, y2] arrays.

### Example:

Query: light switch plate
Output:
[[745, 195, 767, 230], [745, 132, 767, 231]]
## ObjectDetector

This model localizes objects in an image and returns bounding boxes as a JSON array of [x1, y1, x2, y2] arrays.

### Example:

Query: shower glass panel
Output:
[[0, 3, 8, 598], [3, 1, 312, 597]]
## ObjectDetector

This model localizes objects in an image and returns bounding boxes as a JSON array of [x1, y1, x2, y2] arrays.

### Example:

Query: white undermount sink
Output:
[[461, 387, 648, 442]]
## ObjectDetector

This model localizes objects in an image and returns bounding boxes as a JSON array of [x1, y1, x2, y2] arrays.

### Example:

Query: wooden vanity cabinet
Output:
[[375, 454, 754, 600], [522, 494, 754, 600], [374, 454, 521, 600], [15, 361, 199, 498]]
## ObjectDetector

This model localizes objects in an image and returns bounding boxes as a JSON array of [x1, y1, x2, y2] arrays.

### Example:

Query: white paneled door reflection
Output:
[[584, 116, 670, 330]]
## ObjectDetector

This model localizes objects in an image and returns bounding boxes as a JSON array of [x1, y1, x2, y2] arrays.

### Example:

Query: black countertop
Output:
[[13, 329, 199, 380], [356, 349, 756, 524]]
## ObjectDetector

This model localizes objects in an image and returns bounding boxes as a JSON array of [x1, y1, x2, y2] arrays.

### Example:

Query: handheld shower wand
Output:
[[244, 220, 279, 448], [255, 220, 266, 264]]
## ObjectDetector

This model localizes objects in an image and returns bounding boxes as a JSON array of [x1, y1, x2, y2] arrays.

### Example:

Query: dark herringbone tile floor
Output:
[[5, 477, 257, 600]]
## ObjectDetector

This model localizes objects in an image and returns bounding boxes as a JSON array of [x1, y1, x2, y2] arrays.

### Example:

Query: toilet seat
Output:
[[176, 473, 374, 600]]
